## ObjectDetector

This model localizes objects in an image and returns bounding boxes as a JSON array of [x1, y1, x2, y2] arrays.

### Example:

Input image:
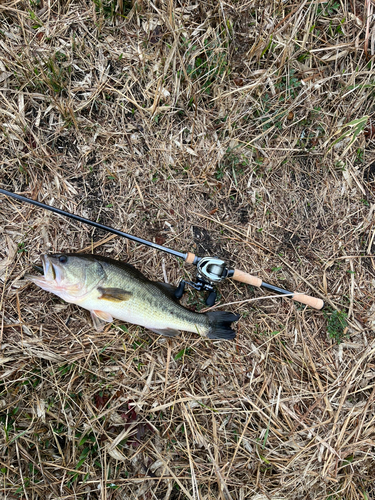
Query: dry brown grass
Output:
[[0, 0, 375, 498]]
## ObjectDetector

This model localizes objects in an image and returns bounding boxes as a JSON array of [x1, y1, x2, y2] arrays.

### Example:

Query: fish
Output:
[[27, 254, 240, 339]]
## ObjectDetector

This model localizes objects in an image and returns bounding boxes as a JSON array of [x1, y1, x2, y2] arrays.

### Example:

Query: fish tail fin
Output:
[[206, 311, 240, 340]]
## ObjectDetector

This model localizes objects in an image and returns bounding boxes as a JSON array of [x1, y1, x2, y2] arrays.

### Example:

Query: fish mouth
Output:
[[31, 263, 44, 274], [27, 254, 61, 288], [41, 254, 57, 282], [28, 253, 92, 300]]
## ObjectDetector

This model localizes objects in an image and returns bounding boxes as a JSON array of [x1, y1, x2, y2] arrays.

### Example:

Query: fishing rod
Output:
[[0, 188, 324, 310]]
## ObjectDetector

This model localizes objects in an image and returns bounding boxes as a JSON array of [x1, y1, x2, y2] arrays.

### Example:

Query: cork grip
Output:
[[232, 269, 263, 288], [292, 293, 324, 310], [185, 252, 196, 264]]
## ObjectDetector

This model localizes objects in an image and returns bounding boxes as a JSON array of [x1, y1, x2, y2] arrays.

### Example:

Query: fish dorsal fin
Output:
[[148, 327, 180, 337], [91, 310, 113, 331], [97, 287, 132, 302], [155, 282, 179, 301]]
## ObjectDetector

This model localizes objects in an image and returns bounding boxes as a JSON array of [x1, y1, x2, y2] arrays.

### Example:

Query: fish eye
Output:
[[59, 255, 68, 264]]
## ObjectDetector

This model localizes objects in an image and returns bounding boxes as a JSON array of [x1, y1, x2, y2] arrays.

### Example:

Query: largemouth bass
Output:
[[28, 254, 239, 339]]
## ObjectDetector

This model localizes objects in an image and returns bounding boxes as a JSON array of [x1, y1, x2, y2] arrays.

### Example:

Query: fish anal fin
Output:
[[98, 287, 132, 302], [91, 310, 113, 332], [148, 327, 180, 337]]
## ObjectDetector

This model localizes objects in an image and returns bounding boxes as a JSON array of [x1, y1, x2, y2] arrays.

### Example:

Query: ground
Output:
[[0, 1, 375, 499]]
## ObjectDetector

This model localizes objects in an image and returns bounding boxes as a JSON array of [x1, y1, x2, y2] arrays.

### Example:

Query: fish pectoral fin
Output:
[[148, 327, 180, 337], [97, 287, 132, 302], [91, 310, 113, 332]]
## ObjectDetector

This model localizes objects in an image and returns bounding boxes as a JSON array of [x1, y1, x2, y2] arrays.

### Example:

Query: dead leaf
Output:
[[233, 77, 244, 87], [185, 146, 198, 156], [155, 235, 166, 245]]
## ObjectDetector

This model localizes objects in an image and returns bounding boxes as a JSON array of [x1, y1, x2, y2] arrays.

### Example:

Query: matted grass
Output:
[[0, 0, 374, 499]]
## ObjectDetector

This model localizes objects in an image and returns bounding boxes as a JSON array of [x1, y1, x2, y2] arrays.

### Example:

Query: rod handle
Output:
[[232, 269, 263, 287], [292, 293, 324, 310]]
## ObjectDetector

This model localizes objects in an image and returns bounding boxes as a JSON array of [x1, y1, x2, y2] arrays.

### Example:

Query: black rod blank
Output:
[[0, 188, 187, 260]]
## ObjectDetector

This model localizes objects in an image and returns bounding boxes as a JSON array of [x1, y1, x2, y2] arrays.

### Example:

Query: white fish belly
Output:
[[80, 293, 208, 335]]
